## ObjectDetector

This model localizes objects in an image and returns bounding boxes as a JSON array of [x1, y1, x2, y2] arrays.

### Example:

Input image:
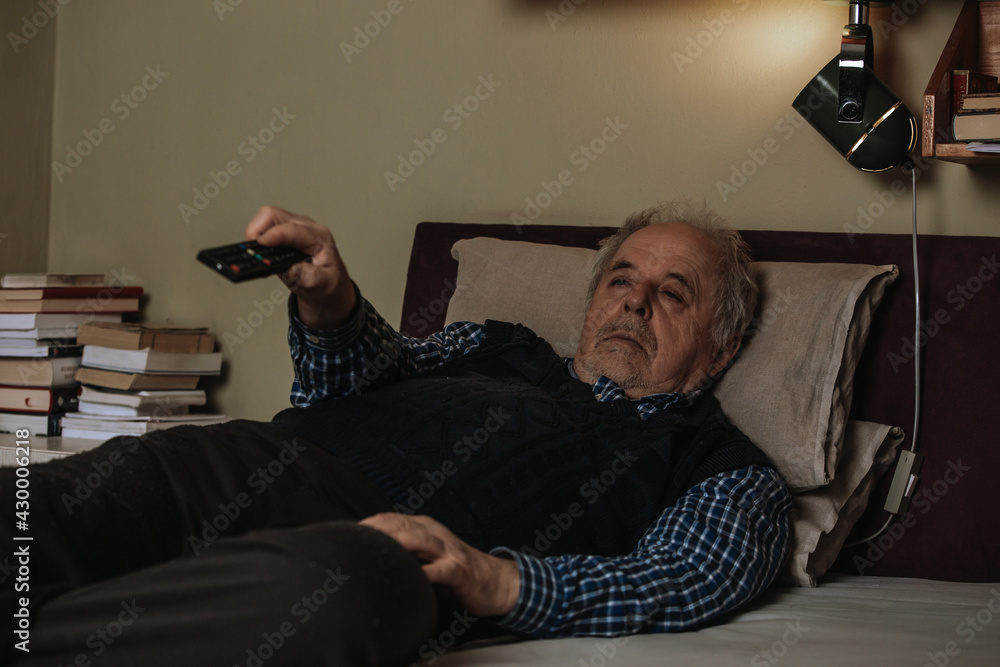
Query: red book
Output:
[[0, 384, 78, 413], [0, 286, 143, 300]]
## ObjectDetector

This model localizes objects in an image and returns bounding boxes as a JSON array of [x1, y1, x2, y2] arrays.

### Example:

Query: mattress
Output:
[[432, 575, 1000, 666]]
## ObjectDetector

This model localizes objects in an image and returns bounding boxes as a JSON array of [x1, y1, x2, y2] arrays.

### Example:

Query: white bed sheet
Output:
[[431, 575, 1000, 666]]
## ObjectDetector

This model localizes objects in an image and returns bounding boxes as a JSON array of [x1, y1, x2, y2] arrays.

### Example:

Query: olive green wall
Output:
[[29, 0, 1000, 418], [1, 0, 54, 274]]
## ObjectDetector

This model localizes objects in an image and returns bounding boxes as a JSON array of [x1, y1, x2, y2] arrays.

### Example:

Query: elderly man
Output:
[[2, 202, 790, 666]]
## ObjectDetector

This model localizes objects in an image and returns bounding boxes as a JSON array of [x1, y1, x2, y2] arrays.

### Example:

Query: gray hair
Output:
[[587, 201, 758, 351]]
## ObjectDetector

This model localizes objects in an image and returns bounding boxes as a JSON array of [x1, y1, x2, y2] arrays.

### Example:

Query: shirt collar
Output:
[[564, 358, 700, 419]]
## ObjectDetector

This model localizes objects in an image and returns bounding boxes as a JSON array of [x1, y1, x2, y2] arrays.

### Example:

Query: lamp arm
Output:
[[838, 1, 876, 123]]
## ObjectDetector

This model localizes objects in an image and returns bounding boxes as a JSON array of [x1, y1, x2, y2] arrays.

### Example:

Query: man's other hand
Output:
[[245, 205, 357, 330], [359, 513, 520, 618]]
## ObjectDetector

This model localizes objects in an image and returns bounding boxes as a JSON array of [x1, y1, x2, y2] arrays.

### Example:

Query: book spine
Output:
[[953, 70, 969, 116]]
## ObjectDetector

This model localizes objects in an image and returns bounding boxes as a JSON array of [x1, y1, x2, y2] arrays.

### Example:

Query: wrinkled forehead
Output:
[[611, 223, 721, 282]]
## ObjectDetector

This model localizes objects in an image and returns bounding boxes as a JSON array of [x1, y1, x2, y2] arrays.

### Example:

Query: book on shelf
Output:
[[0, 411, 67, 436], [0, 286, 144, 301], [0, 340, 82, 358], [0, 295, 140, 314], [0, 312, 122, 338], [962, 93, 1000, 111], [0, 274, 105, 289], [952, 70, 1000, 114], [74, 367, 201, 391], [81, 346, 222, 375], [76, 322, 215, 353], [0, 384, 78, 413], [953, 110, 1000, 141], [78, 400, 189, 418], [77, 385, 207, 409], [60, 413, 228, 439], [0, 356, 82, 387]]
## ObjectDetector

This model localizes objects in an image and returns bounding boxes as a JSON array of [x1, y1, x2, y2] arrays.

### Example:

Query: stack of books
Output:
[[0, 273, 138, 436], [62, 322, 227, 439], [952, 70, 1000, 148]]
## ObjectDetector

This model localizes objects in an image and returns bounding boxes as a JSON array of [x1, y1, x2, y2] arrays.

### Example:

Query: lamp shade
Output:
[[793, 55, 917, 172]]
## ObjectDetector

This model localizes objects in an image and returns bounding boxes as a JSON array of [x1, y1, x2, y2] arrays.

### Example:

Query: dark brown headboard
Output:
[[401, 221, 1000, 583]]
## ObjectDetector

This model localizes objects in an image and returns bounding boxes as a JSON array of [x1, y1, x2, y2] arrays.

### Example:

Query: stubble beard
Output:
[[578, 316, 658, 391]]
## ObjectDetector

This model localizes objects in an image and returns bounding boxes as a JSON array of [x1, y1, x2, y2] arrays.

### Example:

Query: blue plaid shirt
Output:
[[287, 292, 792, 637]]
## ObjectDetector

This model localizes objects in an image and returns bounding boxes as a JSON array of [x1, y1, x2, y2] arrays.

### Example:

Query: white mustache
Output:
[[595, 317, 657, 356]]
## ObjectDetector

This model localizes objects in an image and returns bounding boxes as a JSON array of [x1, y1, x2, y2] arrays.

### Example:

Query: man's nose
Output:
[[622, 285, 652, 320]]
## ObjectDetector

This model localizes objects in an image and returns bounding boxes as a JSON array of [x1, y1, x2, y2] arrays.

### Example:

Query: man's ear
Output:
[[708, 332, 742, 378]]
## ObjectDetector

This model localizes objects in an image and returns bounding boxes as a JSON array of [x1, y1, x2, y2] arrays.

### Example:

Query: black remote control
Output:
[[197, 240, 311, 282]]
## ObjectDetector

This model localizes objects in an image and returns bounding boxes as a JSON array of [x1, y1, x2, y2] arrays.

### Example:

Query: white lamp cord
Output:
[[844, 161, 920, 548]]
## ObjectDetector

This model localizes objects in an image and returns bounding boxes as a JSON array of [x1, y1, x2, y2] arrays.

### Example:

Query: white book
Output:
[[78, 400, 190, 418], [0, 337, 72, 348], [60, 413, 227, 437], [81, 346, 222, 375], [0, 341, 82, 357], [0, 312, 121, 331], [77, 386, 206, 408], [0, 274, 105, 288]]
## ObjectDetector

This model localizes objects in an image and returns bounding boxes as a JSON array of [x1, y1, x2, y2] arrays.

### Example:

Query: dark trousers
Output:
[[0, 420, 440, 666]]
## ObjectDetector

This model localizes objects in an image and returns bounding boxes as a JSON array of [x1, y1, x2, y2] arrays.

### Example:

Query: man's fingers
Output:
[[360, 514, 450, 561], [244, 205, 290, 241]]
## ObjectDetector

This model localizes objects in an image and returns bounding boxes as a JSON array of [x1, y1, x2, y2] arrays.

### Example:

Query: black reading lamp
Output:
[[794, 1, 926, 541], [792, 0, 918, 172]]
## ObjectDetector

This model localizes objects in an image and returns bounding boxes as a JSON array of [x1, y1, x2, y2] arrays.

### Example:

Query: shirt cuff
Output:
[[288, 283, 365, 350], [488, 547, 563, 635]]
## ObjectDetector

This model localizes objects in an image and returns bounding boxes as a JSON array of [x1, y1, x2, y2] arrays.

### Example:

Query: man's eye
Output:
[[610, 278, 629, 286], [662, 291, 681, 302]]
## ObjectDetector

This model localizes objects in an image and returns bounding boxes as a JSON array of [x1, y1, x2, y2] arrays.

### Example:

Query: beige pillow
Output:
[[712, 262, 898, 490], [446, 238, 897, 491], [782, 420, 905, 587], [447, 238, 593, 358]]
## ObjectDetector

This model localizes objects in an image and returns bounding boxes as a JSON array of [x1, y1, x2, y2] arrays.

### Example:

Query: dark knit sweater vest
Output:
[[272, 321, 773, 558]]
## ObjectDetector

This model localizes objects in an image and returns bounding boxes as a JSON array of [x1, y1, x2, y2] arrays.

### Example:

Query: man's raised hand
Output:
[[245, 206, 357, 330]]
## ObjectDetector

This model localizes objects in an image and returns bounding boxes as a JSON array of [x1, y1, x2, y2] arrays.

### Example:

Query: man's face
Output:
[[573, 222, 736, 398]]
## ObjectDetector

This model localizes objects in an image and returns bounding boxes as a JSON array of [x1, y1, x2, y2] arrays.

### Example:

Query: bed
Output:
[[397, 220, 1000, 665]]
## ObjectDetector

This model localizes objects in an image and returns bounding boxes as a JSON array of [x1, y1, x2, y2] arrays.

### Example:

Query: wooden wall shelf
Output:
[[922, 0, 1000, 165]]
